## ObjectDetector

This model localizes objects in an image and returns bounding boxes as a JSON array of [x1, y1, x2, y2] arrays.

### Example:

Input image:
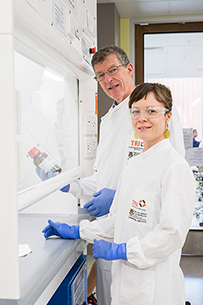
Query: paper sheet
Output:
[[19, 244, 32, 257]]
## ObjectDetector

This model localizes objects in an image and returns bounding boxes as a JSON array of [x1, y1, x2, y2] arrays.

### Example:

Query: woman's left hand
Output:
[[93, 239, 127, 261]]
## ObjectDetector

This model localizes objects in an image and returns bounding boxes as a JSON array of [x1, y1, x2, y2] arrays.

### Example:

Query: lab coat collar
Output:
[[141, 139, 171, 159], [101, 95, 130, 121], [112, 101, 118, 108]]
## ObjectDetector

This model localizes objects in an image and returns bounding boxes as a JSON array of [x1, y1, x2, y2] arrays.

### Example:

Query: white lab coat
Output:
[[80, 139, 196, 305], [71, 97, 136, 305], [70, 96, 136, 199], [70, 97, 185, 305]]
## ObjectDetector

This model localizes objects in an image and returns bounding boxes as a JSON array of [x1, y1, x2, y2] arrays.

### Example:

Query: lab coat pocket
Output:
[[120, 262, 156, 305], [128, 189, 156, 228]]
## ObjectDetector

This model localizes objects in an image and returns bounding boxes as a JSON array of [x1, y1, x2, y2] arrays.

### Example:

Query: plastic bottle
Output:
[[28, 146, 62, 175]]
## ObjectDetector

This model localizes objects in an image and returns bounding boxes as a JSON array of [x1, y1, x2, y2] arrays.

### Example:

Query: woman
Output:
[[43, 83, 196, 305]]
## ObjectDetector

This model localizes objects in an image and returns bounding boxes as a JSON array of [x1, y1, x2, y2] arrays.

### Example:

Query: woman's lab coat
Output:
[[80, 139, 196, 305]]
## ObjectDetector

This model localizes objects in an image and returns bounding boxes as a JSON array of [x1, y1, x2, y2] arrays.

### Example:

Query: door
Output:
[[135, 22, 203, 140]]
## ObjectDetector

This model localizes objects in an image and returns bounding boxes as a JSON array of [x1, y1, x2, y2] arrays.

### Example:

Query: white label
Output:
[[39, 156, 60, 174], [52, 0, 67, 36], [66, 0, 77, 14], [86, 10, 94, 35]]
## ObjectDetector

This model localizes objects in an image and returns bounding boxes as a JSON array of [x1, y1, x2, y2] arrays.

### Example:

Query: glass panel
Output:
[[144, 32, 203, 142], [15, 52, 78, 191]]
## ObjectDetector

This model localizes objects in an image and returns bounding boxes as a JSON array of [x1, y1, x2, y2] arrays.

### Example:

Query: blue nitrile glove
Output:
[[84, 188, 116, 217], [60, 184, 70, 192], [36, 168, 70, 192], [42, 219, 80, 239], [93, 239, 127, 261], [36, 168, 53, 181]]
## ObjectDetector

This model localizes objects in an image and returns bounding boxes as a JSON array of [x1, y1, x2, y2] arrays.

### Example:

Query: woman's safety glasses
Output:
[[130, 106, 169, 119]]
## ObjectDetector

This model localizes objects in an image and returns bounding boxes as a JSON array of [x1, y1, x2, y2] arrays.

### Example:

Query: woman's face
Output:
[[131, 92, 172, 151]]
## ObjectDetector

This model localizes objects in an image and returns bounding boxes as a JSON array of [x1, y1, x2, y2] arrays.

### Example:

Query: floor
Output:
[[86, 254, 203, 304], [180, 255, 203, 305]]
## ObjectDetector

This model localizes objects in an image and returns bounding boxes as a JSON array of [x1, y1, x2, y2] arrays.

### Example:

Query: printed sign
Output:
[[185, 147, 203, 166], [183, 128, 193, 148], [52, 0, 67, 36], [66, 0, 77, 14]]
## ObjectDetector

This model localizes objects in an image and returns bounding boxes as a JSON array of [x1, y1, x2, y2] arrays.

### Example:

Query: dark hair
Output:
[[129, 83, 173, 111], [91, 45, 130, 71]]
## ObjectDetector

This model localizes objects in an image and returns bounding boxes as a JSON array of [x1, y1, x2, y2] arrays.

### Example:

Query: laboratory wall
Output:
[[97, 3, 120, 130]]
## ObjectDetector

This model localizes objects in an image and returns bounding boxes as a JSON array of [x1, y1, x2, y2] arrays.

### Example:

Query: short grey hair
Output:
[[91, 45, 130, 71]]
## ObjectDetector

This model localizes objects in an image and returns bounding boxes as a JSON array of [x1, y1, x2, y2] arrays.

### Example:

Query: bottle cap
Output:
[[28, 146, 40, 158]]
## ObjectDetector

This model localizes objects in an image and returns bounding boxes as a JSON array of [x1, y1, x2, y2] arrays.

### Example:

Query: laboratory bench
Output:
[[181, 211, 203, 304], [182, 212, 203, 256], [1, 202, 202, 304], [0, 211, 90, 305]]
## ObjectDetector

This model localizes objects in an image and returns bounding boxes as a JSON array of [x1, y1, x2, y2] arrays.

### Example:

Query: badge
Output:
[[127, 133, 144, 159], [128, 199, 147, 224]]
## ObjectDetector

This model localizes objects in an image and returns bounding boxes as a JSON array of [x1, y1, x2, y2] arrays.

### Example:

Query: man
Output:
[[70, 46, 137, 202], [70, 46, 137, 305]]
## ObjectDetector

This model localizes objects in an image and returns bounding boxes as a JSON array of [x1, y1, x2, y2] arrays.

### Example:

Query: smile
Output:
[[109, 84, 119, 90], [138, 126, 151, 131]]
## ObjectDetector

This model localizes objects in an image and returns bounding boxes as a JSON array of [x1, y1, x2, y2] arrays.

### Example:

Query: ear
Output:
[[166, 111, 172, 125], [126, 63, 134, 76]]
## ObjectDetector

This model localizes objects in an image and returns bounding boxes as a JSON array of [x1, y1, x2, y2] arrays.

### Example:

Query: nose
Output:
[[104, 72, 113, 82], [138, 111, 148, 121]]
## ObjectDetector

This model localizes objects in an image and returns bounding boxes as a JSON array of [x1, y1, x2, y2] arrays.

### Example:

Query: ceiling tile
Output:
[[116, 2, 169, 18], [170, 1, 203, 14]]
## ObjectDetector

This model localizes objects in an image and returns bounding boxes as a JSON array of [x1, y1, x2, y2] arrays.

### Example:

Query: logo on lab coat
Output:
[[128, 139, 144, 159], [128, 199, 147, 223]]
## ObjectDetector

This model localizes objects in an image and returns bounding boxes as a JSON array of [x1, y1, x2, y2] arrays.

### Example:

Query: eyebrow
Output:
[[95, 65, 117, 75], [131, 105, 156, 108]]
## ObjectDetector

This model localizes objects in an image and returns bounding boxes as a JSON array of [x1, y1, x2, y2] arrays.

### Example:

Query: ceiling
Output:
[[97, 0, 203, 19]]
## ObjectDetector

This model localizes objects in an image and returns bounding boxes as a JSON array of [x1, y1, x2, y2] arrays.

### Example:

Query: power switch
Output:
[[84, 113, 97, 135], [85, 136, 97, 158]]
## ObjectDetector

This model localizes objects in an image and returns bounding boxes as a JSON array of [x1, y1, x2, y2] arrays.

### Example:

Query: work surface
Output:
[[0, 212, 90, 305]]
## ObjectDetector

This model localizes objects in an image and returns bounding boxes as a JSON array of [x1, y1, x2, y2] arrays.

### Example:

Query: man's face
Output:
[[94, 53, 134, 104]]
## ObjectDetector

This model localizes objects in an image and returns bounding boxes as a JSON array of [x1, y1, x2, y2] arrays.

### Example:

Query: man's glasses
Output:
[[94, 65, 123, 82], [130, 106, 169, 119]]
